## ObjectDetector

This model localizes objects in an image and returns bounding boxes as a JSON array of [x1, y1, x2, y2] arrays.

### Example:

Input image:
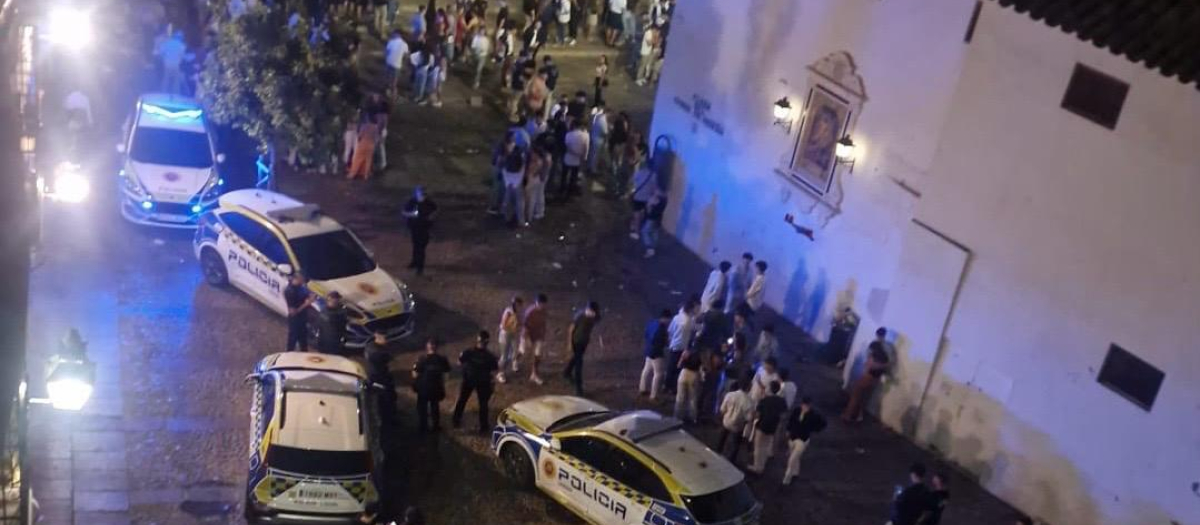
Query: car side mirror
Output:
[[549, 437, 562, 451], [277, 263, 293, 276], [243, 373, 261, 384], [116, 143, 126, 154], [216, 153, 227, 163]]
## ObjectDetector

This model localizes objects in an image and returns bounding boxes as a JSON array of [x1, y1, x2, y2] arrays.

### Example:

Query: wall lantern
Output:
[[835, 135, 857, 173], [772, 97, 794, 133], [19, 135, 36, 154]]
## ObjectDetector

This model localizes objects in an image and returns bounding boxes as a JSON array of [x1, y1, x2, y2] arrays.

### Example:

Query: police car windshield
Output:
[[680, 481, 757, 524], [265, 445, 371, 477], [290, 231, 377, 281], [130, 128, 213, 168]]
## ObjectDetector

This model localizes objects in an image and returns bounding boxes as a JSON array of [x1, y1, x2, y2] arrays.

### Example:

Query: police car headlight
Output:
[[119, 168, 149, 199]]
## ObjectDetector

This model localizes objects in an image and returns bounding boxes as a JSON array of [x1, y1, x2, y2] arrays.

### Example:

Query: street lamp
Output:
[[31, 330, 96, 411], [835, 135, 858, 173], [44, 162, 91, 204], [44, 7, 93, 52], [773, 97, 794, 133]]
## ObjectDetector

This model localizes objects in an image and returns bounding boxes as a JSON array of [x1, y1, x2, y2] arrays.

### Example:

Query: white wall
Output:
[[909, 4, 1200, 525], [652, 1, 1200, 524], [650, 0, 976, 339]]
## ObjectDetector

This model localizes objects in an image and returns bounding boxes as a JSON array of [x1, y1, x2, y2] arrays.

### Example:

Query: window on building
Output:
[[1061, 64, 1129, 130], [1097, 344, 1163, 412]]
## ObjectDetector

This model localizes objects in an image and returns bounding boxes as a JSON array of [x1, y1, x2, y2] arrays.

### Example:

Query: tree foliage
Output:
[[200, 0, 361, 167]]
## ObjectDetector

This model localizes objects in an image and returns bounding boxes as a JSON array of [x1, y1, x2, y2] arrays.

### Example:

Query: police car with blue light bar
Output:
[[193, 190, 416, 347], [493, 396, 762, 525], [117, 94, 226, 227]]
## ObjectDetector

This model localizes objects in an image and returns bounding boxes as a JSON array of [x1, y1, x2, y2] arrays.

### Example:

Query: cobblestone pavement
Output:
[[24, 7, 1020, 525]]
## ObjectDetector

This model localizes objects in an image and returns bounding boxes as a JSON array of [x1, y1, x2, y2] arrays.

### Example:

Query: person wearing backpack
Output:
[[782, 396, 826, 485]]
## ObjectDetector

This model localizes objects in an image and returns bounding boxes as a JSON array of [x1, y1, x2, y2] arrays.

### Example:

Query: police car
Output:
[[117, 94, 225, 227], [193, 189, 415, 347], [493, 396, 761, 525], [244, 353, 383, 524]]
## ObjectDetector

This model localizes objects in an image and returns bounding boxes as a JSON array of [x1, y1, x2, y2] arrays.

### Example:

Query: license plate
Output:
[[294, 488, 341, 500], [154, 214, 190, 223]]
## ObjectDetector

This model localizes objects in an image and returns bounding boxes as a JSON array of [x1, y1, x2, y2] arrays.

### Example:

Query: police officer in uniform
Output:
[[283, 272, 316, 351], [411, 338, 451, 432], [451, 330, 499, 434], [317, 291, 348, 354]]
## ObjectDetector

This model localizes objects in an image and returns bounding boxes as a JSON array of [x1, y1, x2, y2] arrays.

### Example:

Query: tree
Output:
[[200, 0, 361, 177]]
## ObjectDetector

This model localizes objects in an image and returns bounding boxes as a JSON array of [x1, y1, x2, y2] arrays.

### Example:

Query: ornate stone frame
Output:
[[775, 51, 868, 227]]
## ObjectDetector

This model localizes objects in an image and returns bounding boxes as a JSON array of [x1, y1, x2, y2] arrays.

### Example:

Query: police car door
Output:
[[555, 437, 639, 524], [217, 212, 288, 314]]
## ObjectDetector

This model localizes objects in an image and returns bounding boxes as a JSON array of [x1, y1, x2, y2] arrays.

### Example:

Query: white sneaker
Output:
[[530, 374, 544, 385], [512, 361, 520, 373], [629, 232, 640, 240], [496, 373, 508, 384], [568, 39, 577, 46], [644, 248, 655, 258], [432, 100, 443, 108]]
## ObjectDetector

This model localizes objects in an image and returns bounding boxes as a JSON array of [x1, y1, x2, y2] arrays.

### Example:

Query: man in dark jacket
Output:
[[316, 292, 348, 354], [637, 309, 671, 399], [283, 272, 316, 352], [918, 472, 950, 525], [890, 463, 931, 525], [782, 396, 826, 485], [367, 350, 399, 430], [402, 186, 438, 276], [452, 331, 500, 434], [412, 338, 451, 432]]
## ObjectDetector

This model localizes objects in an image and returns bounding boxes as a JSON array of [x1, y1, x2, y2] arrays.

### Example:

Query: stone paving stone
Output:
[[72, 451, 129, 472], [36, 478, 73, 500], [73, 511, 132, 525], [73, 490, 131, 512], [37, 502, 74, 525], [127, 488, 185, 506], [30, 457, 73, 481], [183, 485, 240, 502], [71, 430, 128, 452], [73, 469, 130, 492]]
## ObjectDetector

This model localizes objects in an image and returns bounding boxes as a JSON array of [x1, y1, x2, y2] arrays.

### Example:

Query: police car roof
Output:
[[219, 190, 344, 238], [510, 396, 610, 430], [274, 376, 367, 452], [260, 352, 367, 379], [596, 411, 745, 496], [136, 93, 207, 132]]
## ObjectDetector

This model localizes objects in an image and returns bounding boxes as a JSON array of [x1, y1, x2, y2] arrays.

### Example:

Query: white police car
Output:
[[193, 189, 415, 347], [117, 93, 225, 227], [244, 353, 383, 523], [493, 396, 761, 525]]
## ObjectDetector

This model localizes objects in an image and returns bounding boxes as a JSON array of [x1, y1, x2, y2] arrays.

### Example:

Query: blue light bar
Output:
[[143, 104, 203, 121]]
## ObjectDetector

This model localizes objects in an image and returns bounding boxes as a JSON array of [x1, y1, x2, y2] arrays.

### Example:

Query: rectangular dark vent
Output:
[[1061, 63, 1129, 130], [1097, 344, 1163, 412], [964, 1, 983, 43]]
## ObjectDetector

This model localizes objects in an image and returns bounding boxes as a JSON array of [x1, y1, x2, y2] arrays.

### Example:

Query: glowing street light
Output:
[[41, 330, 96, 411], [45, 7, 94, 51], [46, 162, 91, 203]]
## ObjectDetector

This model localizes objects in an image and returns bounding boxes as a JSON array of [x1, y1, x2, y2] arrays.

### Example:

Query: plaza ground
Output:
[[23, 9, 1020, 525]]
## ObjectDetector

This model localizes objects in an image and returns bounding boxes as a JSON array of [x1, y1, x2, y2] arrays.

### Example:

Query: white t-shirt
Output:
[[750, 368, 781, 402], [557, 0, 572, 22], [640, 30, 656, 56], [720, 390, 755, 432], [471, 32, 491, 56], [564, 129, 590, 167], [609, 0, 626, 15], [780, 381, 798, 409], [503, 167, 524, 188], [385, 37, 410, 69]]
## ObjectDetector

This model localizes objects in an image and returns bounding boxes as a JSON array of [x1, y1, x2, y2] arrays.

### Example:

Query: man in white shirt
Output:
[[588, 104, 609, 174], [605, 0, 627, 45], [701, 261, 732, 313], [744, 260, 768, 314], [385, 30, 410, 94], [471, 30, 492, 89], [725, 252, 753, 314], [753, 324, 778, 366], [555, 0, 574, 45], [749, 357, 781, 402], [635, 26, 659, 85], [650, 0, 671, 28], [665, 298, 699, 394], [779, 368, 798, 409], [560, 119, 590, 200], [717, 379, 754, 462]]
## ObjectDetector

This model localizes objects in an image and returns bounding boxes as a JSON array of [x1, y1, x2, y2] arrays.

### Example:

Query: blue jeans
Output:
[[642, 218, 661, 250]]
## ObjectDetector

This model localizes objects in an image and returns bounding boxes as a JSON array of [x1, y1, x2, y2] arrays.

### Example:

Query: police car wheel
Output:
[[201, 248, 229, 286], [500, 444, 535, 489]]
